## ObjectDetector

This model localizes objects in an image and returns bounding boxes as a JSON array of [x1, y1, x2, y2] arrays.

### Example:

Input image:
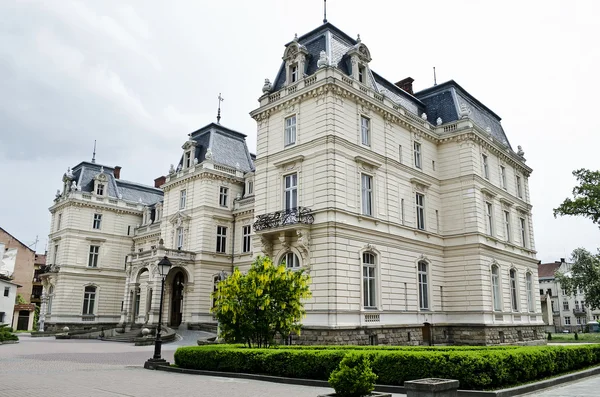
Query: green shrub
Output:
[[328, 354, 377, 397], [0, 324, 19, 342], [174, 344, 600, 390]]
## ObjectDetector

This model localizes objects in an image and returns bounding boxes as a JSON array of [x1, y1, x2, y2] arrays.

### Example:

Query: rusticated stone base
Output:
[[288, 324, 547, 346]]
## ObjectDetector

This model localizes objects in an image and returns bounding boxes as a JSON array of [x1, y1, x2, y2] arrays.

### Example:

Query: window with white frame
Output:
[[482, 154, 489, 179], [361, 174, 373, 216], [242, 225, 251, 253], [485, 202, 493, 235], [582, 300, 585, 308], [180, 190, 187, 210], [185, 151, 191, 168], [510, 269, 518, 311], [503, 210, 510, 241], [96, 183, 105, 196], [216, 226, 227, 253], [47, 286, 54, 313], [500, 166, 507, 189], [576, 316, 582, 325], [362, 252, 376, 309], [361, 116, 370, 146], [492, 265, 501, 311], [53, 244, 58, 264], [575, 300, 579, 310], [290, 64, 298, 83], [176, 227, 184, 250], [284, 115, 296, 146], [284, 173, 298, 210], [516, 175, 523, 198], [564, 316, 571, 325], [526, 273, 534, 312], [358, 65, 366, 83], [57, 213, 62, 231], [414, 142, 422, 169], [3, 287, 9, 297], [563, 300, 569, 311], [280, 252, 300, 269], [247, 180, 254, 196], [418, 261, 429, 310], [562, 289, 567, 296], [416, 193, 425, 230], [88, 245, 99, 268], [219, 187, 228, 207], [82, 286, 96, 315], [519, 217, 527, 247], [398, 145, 403, 163], [92, 213, 102, 230]]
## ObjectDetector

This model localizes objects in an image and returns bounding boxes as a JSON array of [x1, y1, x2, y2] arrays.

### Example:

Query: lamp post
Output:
[[144, 256, 172, 370]]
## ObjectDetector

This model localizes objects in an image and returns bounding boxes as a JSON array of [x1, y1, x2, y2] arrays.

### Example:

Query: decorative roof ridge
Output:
[[287, 22, 357, 47], [189, 122, 248, 139], [115, 179, 164, 194]]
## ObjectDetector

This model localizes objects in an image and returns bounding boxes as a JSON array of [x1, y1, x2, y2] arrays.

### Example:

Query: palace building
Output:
[[41, 21, 544, 345]]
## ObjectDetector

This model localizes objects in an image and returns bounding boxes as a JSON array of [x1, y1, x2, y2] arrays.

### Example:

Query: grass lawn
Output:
[[549, 333, 600, 342]]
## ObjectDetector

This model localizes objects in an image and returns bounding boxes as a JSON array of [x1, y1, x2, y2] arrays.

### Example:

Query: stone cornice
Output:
[[50, 197, 144, 216], [163, 168, 244, 192]]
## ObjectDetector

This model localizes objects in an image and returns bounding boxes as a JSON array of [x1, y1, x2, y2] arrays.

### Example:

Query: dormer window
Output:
[[96, 183, 104, 196], [290, 64, 298, 83], [358, 65, 366, 84], [185, 151, 191, 168]]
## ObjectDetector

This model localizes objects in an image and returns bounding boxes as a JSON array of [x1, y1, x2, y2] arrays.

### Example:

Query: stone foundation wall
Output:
[[45, 322, 118, 333], [290, 324, 547, 346]]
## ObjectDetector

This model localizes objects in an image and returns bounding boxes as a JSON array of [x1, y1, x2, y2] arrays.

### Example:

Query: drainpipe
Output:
[[231, 203, 237, 274]]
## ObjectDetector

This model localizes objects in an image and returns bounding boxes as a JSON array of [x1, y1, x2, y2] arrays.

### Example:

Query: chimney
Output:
[[113, 166, 121, 179], [395, 77, 414, 95], [561, 258, 565, 264], [154, 176, 166, 188]]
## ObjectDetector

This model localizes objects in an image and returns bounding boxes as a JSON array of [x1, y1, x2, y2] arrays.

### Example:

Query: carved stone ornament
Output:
[[71, 181, 77, 191], [459, 103, 470, 119], [285, 104, 295, 114], [421, 113, 428, 120], [262, 78, 272, 93], [517, 145, 525, 157], [205, 148, 213, 160], [296, 230, 310, 259], [169, 164, 175, 174], [436, 117, 442, 126], [193, 157, 198, 165], [317, 50, 329, 68], [260, 235, 273, 257], [66, 167, 73, 178]]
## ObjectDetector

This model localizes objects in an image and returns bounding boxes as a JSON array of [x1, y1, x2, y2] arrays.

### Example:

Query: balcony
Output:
[[253, 207, 314, 233], [573, 308, 586, 316]]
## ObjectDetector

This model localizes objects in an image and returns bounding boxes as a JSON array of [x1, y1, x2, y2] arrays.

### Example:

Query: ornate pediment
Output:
[[169, 211, 191, 227]]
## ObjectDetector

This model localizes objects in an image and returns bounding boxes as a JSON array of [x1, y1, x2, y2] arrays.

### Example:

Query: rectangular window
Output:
[[562, 289, 567, 296], [361, 116, 370, 146], [0, 312, 4, 322], [176, 227, 184, 250], [516, 175, 523, 198], [500, 166, 507, 189], [418, 261, 429, 310], [180, 190, 187, 210], [92, 213, 102, 230], [185, 151, 191, 168], [362, 253, 376, 308], [3, 287, 9, 297], [482, 154, 489, 179], [82, 286, 96, 315], [361, 174, 373, 216], [216, 226, 227, 253], [57, 213, 62, 231], [563, 300, 569, 311], [400, 198, 405, 225], [247, 180, 254, 195], [414, 142, 422, 169], [398, 145, 403, 163], [53, 244, 58, 264], [577, 316, 582, 325], [284, 173, 298, 210], [526, 273, 534, 312], [416, 193, 425, 230], [358, 65, 366, 83], [432, 160, 436, 171], [242, 225, 251, 253], [519, 217, 527, 247], [485, 202, 493, 235], [564, 316, 571, 325], [290, 64, 298, 83], [503, 210, 511, 241], [88, 245, 99, 268], [96, 183, 104, 195], [284, 115, 297, 146], [492, 267, 501, 311], [510, 270, 518, 311], [219, 187, 228, 207]]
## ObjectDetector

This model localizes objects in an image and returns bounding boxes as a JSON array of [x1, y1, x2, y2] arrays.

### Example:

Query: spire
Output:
[[323, 0, 327, 23], [92, 140, 97, 163], [216, 93, 224, 124]]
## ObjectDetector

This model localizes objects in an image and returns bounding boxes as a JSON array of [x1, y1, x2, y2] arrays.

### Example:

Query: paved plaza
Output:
[[1, 334, 599, 397]]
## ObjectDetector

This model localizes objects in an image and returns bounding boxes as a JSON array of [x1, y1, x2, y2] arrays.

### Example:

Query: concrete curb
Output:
[[154, 364, 600, 396]]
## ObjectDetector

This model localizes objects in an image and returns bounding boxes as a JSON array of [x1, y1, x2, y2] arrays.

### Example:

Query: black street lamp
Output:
[[144, 256, 172, 369]]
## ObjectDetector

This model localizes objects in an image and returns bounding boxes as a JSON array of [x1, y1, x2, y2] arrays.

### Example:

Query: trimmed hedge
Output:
[[174, 344, 600, 390]]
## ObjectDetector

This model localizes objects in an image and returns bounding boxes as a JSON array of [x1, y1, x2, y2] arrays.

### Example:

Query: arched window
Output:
[[363, 252, 376, 309], [418, 261, 429, 310], [526, 272, 533, 312], [82, 286, 97, 315], [280, 252, 300, 269], [510, 269, 518, 311], [491, 265, 501, 311]]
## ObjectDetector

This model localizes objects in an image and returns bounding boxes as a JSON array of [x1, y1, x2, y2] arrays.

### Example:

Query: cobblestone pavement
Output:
[[0, 333, 343, 397], [521, 375, 600, 396]]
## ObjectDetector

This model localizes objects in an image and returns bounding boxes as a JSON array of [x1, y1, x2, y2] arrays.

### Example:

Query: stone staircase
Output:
[[100, 324, 177, 344], [101, 328, 143, 343]]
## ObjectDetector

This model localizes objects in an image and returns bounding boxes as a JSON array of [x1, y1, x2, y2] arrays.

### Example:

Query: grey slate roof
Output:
[[270, 22, 513, 149], [180, 122, 254, 173], [70, 162, 163, 205]]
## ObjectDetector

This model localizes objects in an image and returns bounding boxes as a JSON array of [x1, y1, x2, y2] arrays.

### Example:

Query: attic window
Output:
[[290, 64, 298, 83], [358, 65, 366, 84], [96, 184, 105, 196], [185, 152, 191, 168]]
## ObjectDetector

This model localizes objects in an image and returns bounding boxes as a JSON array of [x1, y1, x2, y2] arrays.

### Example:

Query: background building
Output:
[[0, 275, 19, 326]]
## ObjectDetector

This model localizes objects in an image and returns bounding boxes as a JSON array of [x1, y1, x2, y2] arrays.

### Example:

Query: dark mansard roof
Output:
[[270, 22, 513, 149], [69, 162, 163, 206], [178, 122, 255, 173]]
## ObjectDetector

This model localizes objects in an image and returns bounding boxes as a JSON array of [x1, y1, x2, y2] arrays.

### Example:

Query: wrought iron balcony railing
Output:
[[253, 207, 314, 232], [573, 308, 586, 315]]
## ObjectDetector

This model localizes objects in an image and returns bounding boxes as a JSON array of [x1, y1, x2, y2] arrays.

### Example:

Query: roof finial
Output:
[[357, 34, 361, 43], [92, 140, 97, 163], [323, 0, 327, 23], [433, 66, 437, 86], [216, 93, 224, 124]]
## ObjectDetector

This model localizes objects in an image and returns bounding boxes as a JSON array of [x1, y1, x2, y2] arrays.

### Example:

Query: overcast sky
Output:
[[1, 0, 599, 263]]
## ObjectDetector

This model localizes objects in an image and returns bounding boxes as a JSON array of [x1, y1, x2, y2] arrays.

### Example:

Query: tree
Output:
[[211, 255, 312, 348], [554, 169, 600, 310], [555, 248, 600, 310], [553, 169, 600, 225]]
